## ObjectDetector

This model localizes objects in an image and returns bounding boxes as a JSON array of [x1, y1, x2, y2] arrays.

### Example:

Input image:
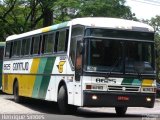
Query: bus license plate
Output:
[[117, 96, 129, 101]]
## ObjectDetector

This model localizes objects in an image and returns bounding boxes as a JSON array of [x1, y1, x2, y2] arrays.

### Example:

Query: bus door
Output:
[[74, 40, 83, 106]]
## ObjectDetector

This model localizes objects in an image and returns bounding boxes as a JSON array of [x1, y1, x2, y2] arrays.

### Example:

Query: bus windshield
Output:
[[125, 42, 154, 74], [86, 39, 123, 72], [85, 29, 155, 75]]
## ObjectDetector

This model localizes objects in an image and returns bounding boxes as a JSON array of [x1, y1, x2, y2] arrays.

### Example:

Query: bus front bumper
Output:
[[83, 91, 156, 108]]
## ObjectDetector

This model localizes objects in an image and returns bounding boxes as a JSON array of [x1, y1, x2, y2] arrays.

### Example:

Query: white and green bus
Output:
[[2, 17, 156, 116]]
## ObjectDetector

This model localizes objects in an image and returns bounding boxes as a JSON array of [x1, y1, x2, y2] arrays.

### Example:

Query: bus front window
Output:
[[85, 40, 154, 75], [85, 28, 155, 76], [86, 39, 123, 73], [125, 42, 154, 74]]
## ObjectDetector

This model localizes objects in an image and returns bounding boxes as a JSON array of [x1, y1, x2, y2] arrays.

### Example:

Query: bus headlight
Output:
[[92, 95, 98, 100], [146, 97, 152, 102]]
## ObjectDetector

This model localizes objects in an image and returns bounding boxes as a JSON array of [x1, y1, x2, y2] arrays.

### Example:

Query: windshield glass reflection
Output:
[[86, 39, 154, 75], [125, 42, 154, 74]]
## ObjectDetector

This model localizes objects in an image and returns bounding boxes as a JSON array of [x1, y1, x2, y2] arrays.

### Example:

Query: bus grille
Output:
[[108, 85, 140, 92]]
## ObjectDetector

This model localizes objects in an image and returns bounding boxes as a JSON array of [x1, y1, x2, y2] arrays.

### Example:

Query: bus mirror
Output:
[[80, 43, 84, 54], [77, 41, 84, 55]]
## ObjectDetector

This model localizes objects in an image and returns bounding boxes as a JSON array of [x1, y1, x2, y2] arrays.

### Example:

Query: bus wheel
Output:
[[115, 107, 127, 116], [13, 81, 21, 103], [58, 86, 68, 114], [58, 86, 77, 114]]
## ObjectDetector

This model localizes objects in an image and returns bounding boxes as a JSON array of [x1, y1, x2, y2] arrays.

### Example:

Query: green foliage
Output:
[[145, 15, 160, 82], [0, 0, 134, 41], [150, 16, 160, 32], [0, 0, 43, 41], [155, 34, 160, 82], [78, 0, 133, 19]]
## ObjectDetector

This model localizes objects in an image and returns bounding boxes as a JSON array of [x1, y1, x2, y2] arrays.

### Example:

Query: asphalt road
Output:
[[0, 93, 160, 120]]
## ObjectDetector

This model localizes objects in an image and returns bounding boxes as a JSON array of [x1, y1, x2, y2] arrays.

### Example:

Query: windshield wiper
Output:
[[106, 57, 121, 78], [133, 64, 142, 79]]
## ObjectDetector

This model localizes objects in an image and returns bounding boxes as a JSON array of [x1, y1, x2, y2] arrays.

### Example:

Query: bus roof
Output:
[[6, 17, 154, 41]]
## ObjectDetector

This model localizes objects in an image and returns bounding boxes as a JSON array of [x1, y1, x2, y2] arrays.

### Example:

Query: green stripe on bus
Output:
[[32, 58, 48, 98], [122, 78, 141, 86], [132, 79, 141, 86], [38, 57, 56, 99], [57, 22, 68, 29], [121, 78, 134, 85], [50, 22, 68, 31]]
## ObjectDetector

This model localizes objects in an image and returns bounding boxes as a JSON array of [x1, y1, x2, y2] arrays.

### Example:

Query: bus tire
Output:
[[115, 107, 127, 116], [58, 85, 77, 114], [13, 81, 21, 103], [58, 85, 68, 114]]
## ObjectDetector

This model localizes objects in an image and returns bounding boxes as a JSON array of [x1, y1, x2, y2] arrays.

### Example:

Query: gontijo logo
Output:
[[57, 61, 66, 73]]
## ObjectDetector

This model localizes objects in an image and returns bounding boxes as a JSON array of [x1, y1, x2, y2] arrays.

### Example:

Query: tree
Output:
[[144, 16, 160, 82], [77, 0, 134, 19], [150, 16, 160, 32], [0, 0, 55, 41], [155, 34, 160, 82], [53, 0, 135, 22], [0, 0, 134, 41], [150, 16, 160, 82]]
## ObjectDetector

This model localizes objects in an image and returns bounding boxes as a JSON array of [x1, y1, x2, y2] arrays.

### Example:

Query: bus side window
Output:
[[56, 29, 69, 53], [69, 26, 84, 68], [31, 35, 41, 55], [21, 38, 31, 56], [43, 33, 55, 54], [57, 30, 66, 52], [5, 42, 12, 58], [12, 40, 21, 57], [69, 37, 76, 67], [54, 32, 59, 52], [65, 29, 69, 51], [21, 39, 26, 56]]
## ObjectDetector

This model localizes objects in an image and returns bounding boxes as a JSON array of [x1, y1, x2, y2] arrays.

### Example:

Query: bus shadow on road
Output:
[[6, 96, 142, 118], [76, 109, 142, 118], [7, 97, 60, 114]]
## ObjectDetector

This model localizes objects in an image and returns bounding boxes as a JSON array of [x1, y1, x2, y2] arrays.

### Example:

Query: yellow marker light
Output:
[[92, 95, 97, 100]]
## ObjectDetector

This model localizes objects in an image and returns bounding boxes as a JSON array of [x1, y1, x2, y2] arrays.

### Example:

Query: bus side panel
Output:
[[3, 56, 76, 104], [2, 74, 33, 97], [3, 59, 39, 97], [45, 56, 67, 101], [2, 74, 14, 94], [45, 56, 75, 105], [31, 57, 56, 99]]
